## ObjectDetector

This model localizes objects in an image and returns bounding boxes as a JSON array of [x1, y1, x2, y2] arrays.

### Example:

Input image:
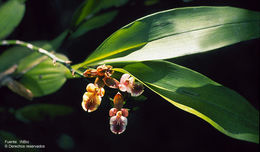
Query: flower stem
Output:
[[0, 40, 84, 77]]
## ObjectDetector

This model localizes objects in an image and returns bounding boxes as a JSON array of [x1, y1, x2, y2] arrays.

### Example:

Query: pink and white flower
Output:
[[118, 74, 144, 97]]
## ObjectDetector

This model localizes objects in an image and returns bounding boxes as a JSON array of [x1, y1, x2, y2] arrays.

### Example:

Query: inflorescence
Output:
[[82, 65, 144, 134]]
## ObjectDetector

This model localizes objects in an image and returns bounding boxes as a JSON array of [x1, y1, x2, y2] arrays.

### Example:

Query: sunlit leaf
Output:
[[15, 104, 74, 123], [0, 0, 25, 39], [73, 6, 260, 68], [114, 60, 259, 143]]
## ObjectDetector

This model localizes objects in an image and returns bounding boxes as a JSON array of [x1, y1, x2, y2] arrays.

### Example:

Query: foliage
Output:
[[0, 0, 259, 151]]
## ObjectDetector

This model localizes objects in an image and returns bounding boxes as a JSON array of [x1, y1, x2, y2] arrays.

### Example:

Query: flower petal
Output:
[[83, 69, 98, 78], [120, 73, 131, 84], [118, 84, 127, 92], [103, 77, 119, 89], [121, 108, 129, 117], [109, 108, 118, 117], [86, 83, 97, 92], [94, 77, 105, 88], [130, 82, 144, 97], [97, 87, 105, 97], [97, 65, 114, 77]]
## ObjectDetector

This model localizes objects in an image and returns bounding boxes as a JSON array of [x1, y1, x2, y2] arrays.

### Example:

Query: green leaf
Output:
[[114, 60, 259, 143], [18, 53, 71, 97], [74, 6, 260, 68], [144, 0, 159, 6], [98, 0, 128, 9], [0, 42, 70, 98], [15, 104, 74, 123], [0, 0, 26, 39], [70, 0, 127, 29], [50, 30, 70, 50], [0, 45, 31, 73], [70, 10, 118, 39], [71, 0, 128, 30], [71, 0, 102, 28]]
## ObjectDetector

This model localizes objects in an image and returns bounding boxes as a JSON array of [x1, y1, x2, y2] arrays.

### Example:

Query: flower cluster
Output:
[[82, 65, 144, 134]]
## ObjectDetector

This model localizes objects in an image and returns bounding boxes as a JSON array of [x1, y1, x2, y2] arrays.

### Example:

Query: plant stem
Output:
[[0, 40, 84, 77]]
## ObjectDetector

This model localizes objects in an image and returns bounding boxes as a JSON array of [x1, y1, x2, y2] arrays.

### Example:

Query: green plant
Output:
[[0, 0, 259, 145]]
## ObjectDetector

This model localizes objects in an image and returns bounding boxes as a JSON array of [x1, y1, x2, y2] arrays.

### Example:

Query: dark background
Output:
[[0, 0, 259, 151]]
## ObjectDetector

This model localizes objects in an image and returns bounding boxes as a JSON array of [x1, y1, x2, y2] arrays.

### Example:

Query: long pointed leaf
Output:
[[74, 6, 260, 68], [114, 60, 259, 143]]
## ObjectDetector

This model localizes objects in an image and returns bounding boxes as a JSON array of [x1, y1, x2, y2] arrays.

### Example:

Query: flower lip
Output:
[[130, 82, 144, 97], [110, 114, 128, 134], [82, 92, 102, 112]]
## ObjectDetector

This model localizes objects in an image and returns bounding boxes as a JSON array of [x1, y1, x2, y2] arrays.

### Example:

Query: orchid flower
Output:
[[81, 83, 105, 112], [118, 74, 144, 96]]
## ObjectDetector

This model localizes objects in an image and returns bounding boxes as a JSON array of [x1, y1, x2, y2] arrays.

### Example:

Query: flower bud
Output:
[[113, 92, 124, 110]]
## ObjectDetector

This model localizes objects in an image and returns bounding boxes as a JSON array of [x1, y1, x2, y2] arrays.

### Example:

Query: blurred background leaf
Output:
[[70, 10, 118, 39], [0, 130, 38, 152], [0, 0, 25, 39], [115, 60, 259, 143], [15, 104, 74, 123], [70, 0, 128, 29], [57, 134, 75, 151], [144, 0, 159, 6]]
